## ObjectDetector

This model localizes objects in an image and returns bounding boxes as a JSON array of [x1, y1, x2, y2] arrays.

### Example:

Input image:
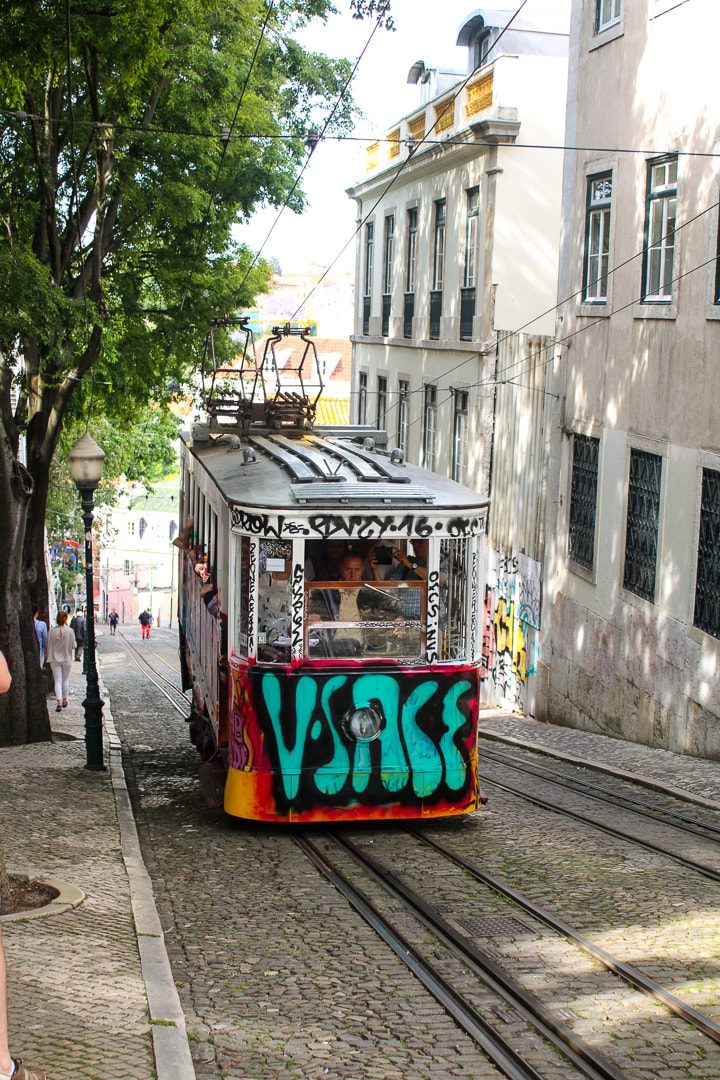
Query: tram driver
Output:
[[308, 550, 400, 657]]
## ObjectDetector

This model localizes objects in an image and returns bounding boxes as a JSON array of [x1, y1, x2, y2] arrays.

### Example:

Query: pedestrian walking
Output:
[[69, 609, 85, 662], [108, 610, 119, 636], [0, 652, 46, 1080], [31, 608, 47, 668], [46, 611, 76, 712], [138, 609, 151, 640]]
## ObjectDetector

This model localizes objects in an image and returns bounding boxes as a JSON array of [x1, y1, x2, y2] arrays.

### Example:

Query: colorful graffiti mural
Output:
[[481, 549, 541, 712], [227, 663, 479, 819]]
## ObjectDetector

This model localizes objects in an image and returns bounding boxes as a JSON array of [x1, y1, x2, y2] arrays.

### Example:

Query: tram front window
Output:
[[305, 543, 425, 660]]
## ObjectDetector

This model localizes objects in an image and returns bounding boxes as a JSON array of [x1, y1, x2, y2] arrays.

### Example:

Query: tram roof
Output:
[[181, 426, 489, 513]]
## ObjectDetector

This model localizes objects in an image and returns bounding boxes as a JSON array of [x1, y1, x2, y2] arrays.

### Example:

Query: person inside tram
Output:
[[308, 549, 400, 656], [257, 542, 292, 662], [369, 539, 428, 621]]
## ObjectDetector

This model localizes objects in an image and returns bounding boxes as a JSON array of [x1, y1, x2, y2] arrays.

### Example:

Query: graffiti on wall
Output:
[[481, 549, 541, 712], [229, 665, 477, 814]]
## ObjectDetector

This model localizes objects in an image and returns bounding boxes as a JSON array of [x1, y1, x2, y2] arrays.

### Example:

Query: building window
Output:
[[583, 174, 612, 302], [568, 434, 600, 570], [358, 371, 368, 425], [596, 0, 621, 31], [376, 375, 387, 430], [397, 379, 409, 456], [623, 450, 662, 601], [127, 521, 135, 536], [382, 214, 394, 336], [123, 559, 134, 576], [694, 468, 720, 639], [642, 156, 677, 301], [432, 199, 446, 291], [363, 221, 374, 334], [461, 187, 479, 339], [473, 32, 492, 70], [452, 391, 469, 484], [404, 208, 418, 338], [422, 384, 437, 472], [714, 208, 720, 304]]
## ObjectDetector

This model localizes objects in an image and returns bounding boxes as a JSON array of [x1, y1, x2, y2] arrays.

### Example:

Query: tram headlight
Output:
[[344, 705, 383, 742]]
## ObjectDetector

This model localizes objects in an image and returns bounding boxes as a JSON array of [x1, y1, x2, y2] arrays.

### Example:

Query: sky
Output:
[[239, 0, 484, 276], [240, 1, 571, 276]]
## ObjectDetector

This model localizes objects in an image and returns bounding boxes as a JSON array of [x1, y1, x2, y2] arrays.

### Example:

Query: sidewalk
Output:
[[0, 670, 194, 1080], [480, 707, 720, 808]]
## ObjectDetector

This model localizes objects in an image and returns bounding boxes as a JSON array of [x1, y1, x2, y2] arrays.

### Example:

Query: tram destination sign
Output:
[[230, 507, 488, 540]]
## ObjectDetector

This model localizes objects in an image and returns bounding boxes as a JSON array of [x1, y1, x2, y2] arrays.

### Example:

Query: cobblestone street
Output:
[[101, 627, 720, 1080]]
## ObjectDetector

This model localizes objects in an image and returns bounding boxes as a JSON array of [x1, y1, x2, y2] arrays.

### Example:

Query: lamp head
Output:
[[69, 434, 105, 489]]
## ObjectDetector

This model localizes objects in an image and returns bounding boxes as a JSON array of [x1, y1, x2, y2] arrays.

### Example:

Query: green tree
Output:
[[0, 0, 364, 744]]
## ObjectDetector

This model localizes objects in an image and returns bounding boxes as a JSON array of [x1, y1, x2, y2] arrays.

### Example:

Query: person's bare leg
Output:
[[0, 928, 14, 1074]]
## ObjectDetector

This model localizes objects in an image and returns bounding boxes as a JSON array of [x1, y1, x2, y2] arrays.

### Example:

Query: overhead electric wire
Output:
[[288, 0, 531, 321], [368, 191, 720, 435], [238, 0, 392, 291]]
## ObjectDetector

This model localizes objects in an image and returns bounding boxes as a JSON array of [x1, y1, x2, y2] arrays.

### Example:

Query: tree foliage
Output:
[[0, 0, 363, 747]]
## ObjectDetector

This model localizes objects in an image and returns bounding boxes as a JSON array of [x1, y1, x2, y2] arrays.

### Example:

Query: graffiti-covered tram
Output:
[[178, 348, 489, 821]]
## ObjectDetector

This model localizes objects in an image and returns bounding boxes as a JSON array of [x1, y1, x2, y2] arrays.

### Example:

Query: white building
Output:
[[100, 478, 181, 627], [540, 0, 720, 757], [347, 6, 570, 710]]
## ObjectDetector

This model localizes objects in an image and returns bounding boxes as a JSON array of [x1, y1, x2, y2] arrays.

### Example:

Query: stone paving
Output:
[[0, 688, 156, 1080]]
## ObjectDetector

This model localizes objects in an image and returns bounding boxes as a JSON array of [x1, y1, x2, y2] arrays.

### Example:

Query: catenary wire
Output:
[[288, 0, 531, 320], [238, 0, 392, 290]]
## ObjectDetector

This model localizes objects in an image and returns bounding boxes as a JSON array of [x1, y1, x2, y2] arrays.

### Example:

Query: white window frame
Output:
[[422, 384, 437, 472], [463, 188, 480, 289], [432, 200, 446, 291], [583, 174, 612, 303], [642, 156, 677, 302], [596, 0, 621, 32]]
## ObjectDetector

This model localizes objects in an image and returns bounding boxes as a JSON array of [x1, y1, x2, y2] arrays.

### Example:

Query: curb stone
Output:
[[100, 668, 197, 1080]]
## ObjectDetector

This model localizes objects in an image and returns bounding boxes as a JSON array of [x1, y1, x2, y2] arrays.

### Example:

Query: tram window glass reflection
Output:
[[257, 540, 292, 663], [235, 536, 250, 659], [304, 539, 426, 661], [439, 538, 469, 660]]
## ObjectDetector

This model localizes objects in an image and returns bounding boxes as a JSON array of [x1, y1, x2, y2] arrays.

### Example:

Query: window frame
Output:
[[451, 390, 469, 484], [622, 448, 663, 603], [376, 374, 388, 431], [432, 199, 446, 291], [357, 371, 368, 426], [596, 0, 621, 32], [422, 383, 438, 472], [396, 379, 409, 457], [693, 467, 720, 640], [363, 221, 374, 297], [382, 214, 394, 296], [405, 207, 418, 294], [568, 432, 600, 573], [583, 172, 613, 303], [463, 188, 480, 289], [641, 155, 678, 303]]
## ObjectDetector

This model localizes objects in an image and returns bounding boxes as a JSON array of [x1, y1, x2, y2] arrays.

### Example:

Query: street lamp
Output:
[[68, 433, 106, 771]]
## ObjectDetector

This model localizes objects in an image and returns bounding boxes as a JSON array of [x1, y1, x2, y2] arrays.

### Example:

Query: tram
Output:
[[177, 321, 489, 822]]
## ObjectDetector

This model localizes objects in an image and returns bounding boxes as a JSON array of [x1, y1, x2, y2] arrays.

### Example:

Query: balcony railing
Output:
[[403, 293, 414, 338], [429, 291, 442, 340], [362, 296, 371, 336], [460, 288, 476, 341]]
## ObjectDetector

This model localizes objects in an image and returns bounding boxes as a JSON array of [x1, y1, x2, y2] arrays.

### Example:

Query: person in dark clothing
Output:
[[108, 611, 119, 636], [69, 610, 85, 662]]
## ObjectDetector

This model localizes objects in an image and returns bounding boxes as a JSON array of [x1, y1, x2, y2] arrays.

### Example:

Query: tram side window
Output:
[[235, 536, 250, 659], [439, 538, 469, 660], [257, 540, 292, 664], [304, 538, 426, 661]]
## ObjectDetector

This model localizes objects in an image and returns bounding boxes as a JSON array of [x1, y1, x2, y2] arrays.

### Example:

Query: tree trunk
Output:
[[0, 834, 9, 911], [0, 435, 51, 746]]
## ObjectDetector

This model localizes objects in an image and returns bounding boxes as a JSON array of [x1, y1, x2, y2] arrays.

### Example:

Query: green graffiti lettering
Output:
[[315, 676, 350, 795], [261, 673, 317, 801], [401, 681, 443, 796], [352, 674, 405, 793], [439, 680, 471, 790]]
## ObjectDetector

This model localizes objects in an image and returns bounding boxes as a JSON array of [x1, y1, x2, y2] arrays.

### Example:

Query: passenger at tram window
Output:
[[369, 540, 428, 618], [308, 551, 399, 656], [172, 514, 195, 551]]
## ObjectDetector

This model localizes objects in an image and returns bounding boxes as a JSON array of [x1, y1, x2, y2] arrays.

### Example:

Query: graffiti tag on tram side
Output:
[[425, 570, 440, 664], [291, 561, 304, 656], [231, 507, 486, 540], [257, 671, 474, 810]]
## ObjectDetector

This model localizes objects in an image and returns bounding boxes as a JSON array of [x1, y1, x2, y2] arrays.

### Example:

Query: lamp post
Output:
[[68, 434, 106, 771]]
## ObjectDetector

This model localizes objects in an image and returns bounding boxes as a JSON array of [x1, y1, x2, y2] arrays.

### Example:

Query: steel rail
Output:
[[484, 772, 720, 884], [320, 831, 630, 1080], [295, 834, 552, 1080], [117, 634, 189, 718], [406, 827, 720, 1047], [482, 746, 720, 841]]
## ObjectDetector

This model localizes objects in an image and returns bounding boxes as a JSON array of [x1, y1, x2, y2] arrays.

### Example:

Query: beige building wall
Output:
[[540, 0, 720, 757]]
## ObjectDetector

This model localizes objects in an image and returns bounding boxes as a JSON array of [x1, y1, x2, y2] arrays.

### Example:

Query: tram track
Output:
[[299, 830, 629, 1080], [481, 759, 720, 883], [481, 744, 720, 843], [116, 630, 189, 718]]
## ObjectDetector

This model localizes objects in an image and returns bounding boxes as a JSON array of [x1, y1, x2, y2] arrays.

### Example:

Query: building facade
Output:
[[540, 0, 720, 756], [348, 6, 569, 710]]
